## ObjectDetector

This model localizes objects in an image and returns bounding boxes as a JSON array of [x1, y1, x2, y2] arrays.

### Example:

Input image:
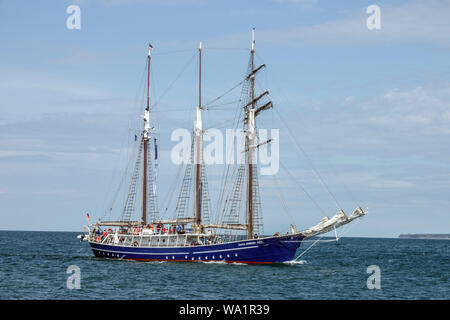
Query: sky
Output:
[[1, 0, 450, 237]]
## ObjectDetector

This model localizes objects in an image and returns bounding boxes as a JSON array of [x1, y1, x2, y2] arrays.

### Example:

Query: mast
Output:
[[247, 29, 256, 239], [142, 44, 152, 226], [195, 41, 203, 228]]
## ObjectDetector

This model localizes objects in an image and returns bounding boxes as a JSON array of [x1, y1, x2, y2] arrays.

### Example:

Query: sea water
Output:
[[0, 231, 448, 299]]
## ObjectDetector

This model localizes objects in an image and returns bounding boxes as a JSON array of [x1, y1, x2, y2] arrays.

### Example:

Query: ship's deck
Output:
[[87, 228, 301, 249]]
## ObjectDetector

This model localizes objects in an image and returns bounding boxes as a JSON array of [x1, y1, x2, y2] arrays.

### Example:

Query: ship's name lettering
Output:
[[238, 241, 256, 246]]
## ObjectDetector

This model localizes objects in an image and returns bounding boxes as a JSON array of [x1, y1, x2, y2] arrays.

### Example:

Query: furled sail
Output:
[[300, 207, 366, 239]]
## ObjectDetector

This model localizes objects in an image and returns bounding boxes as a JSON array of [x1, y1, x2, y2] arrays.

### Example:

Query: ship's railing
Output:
[[92, 231, 220, 247]]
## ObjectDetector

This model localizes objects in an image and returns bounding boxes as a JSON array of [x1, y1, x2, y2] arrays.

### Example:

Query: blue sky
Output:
[[1, 0, 450, 237]]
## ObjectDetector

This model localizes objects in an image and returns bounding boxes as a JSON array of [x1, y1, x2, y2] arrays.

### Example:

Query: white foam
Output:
[[200, 260, 227, 265], [283, 260, 307, 265]]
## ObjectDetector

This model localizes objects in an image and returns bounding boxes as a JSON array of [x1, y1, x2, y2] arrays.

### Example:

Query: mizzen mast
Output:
[[245, 28, 272, 239]]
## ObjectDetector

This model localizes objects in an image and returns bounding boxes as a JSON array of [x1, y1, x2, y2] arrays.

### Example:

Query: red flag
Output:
[[148, 44, 153, 56]]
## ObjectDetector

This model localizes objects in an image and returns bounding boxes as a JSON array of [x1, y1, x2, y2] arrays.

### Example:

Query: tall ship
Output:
[[78, 30, 366, 264]]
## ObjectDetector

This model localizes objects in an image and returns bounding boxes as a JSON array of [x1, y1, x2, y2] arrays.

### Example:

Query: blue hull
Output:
[[89, 234, 304, 264]]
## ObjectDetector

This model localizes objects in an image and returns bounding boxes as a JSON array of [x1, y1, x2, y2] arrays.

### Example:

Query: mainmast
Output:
[[247, 29, 256, 239], [142, 44, 152, 226], [194, 41, 203, 228]]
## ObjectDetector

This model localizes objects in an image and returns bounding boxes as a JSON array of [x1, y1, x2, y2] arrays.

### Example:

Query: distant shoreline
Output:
[[399, 234, 450, 240]]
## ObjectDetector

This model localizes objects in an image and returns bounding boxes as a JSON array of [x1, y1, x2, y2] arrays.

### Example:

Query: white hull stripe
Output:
[[93, 248, 190, 255], [93, 245, 260, 256]]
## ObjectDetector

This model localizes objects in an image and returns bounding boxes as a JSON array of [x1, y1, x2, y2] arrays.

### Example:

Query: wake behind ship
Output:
[[78, 30, 365, 264]]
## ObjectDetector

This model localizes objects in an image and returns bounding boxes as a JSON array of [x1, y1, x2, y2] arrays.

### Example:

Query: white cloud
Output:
[[286, 83, 450, 160], [208, 0, 450, 48], [276, 0, 450, 46], [275, 82, 450, 214], [363, 86, 450, 136]]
